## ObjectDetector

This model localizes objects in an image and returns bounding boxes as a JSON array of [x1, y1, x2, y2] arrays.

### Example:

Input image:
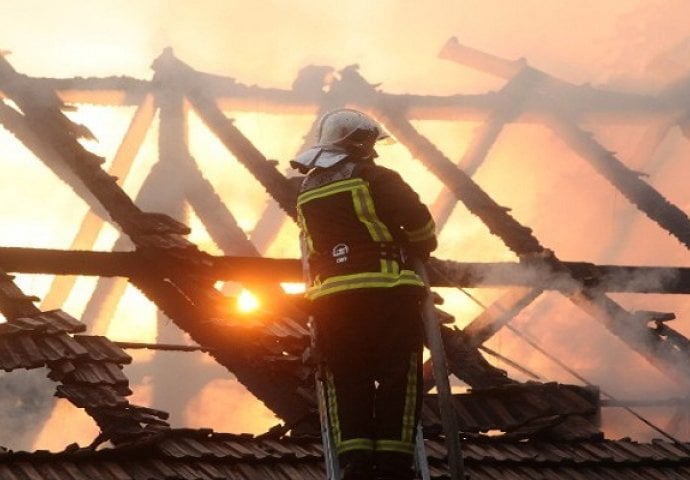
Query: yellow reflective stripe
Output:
[[380, 259, 389, 274], [337, 438, 375, 455], [374, 439, 415, 455], [297, 177, 392, 243], [306, 270, 424, 300], [297, 209, 315, 256], [325, 369, 342, 445], [379, 259, 399, 275], [352, 185, 393, 242], [401, 352, 418, 443], [297, 178, 365, 206], [405, 218, 436, 243]]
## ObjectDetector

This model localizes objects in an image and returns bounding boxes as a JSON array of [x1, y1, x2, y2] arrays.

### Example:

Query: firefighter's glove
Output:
[[430, 290, 444, 305]]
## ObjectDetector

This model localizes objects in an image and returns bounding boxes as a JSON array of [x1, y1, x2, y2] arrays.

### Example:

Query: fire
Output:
[[280, 282, 306, 294], [237, 288, 260, 313]]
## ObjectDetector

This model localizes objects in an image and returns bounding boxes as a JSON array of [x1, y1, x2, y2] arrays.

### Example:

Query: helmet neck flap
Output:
[[291, 109, 387, 173]]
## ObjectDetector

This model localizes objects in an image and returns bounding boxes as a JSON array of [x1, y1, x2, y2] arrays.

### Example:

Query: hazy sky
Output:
[[2, 0, 677, 91]]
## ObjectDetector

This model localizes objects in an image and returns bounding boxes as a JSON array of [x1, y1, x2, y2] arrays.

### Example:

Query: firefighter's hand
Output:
[[430, 291, 444, 305], [408, 247, 431, 262]]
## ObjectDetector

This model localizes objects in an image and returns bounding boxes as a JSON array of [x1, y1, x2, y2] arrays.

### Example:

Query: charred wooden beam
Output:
[[550, 113, 690, 250], [601, 397, 690, 408], [41, 96, 155, 310], [330, 67, 690, 385], [599, 116, 684, 260], [4, 248, 690, 294], [377, 109, 544, 253], [439, 325, 518, 389], [428, 258, 690, 294], [431, 66, 541, 228], [1, 52, 319, 431], [0, 54, 191, 248], [8, 68, 676, 123], [150, 49, 300, 220], [0, 100, 109, 220], [186, 91, 300, 220], [246, 93, 348, 253], [438, 36, 674, 117], [440, 37, 690, 250], [185, 164, 262, 256], [24, 76, 151, 105], [462, 287, 543, 347]]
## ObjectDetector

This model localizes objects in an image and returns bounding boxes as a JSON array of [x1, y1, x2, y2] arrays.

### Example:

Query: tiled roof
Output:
[[435, 382, 601, 441], [0, 270, 169, 446], [1, 429, 689, 480]]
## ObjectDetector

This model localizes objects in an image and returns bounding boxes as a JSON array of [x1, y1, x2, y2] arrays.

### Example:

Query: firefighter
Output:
[[292, 108, 437, 480]]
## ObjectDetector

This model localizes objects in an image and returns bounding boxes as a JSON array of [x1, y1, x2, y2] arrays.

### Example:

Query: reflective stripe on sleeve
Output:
[[405, 218, 436, 243]]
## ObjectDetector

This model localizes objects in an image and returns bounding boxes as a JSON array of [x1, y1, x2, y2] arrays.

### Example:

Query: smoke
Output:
[[184, 377, 278, 434], [2, 0, 690, 445], [0, 368, 59, 451]]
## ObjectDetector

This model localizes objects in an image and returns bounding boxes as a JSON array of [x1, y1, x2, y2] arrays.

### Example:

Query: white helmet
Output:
[[291, 109, 387, 172], [317, 108, 386, 147]]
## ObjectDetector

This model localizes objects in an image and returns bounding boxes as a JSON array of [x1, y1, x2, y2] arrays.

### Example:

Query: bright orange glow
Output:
[[185, 378, 277, 434], [280, 282, 306, 295], [237, 289, 260, 313], [32, 399, 99, 452]]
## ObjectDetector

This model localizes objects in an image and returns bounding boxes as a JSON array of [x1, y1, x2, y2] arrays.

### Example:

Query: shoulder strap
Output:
[[300, 159, 359, 192]]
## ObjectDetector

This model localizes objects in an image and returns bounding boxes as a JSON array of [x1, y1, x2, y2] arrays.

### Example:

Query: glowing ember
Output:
[[237, 289, 260, 313], [280, 282, 306, 295]]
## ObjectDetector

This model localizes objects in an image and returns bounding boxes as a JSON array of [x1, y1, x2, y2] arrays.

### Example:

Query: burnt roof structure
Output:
[[1, 36, 690, 477]]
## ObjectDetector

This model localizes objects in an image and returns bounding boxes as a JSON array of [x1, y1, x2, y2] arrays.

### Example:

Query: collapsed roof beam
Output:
[[12, 66, 674, 122], [441, 37, 690, 250], [40, 95, 156, 310], [438, 36, 676, 118], [328, 68, 690, 385], [0, 51, 320, 432], [151, 50, 299, 220], [431, 66, 542, 229], [3, 247, 690, 294]]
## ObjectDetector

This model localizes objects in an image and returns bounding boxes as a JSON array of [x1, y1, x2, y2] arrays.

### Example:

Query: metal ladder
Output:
[[413, 258, 465, 480]]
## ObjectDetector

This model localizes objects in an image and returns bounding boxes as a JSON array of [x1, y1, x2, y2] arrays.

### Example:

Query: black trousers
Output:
[[313, 288, 424, 475]]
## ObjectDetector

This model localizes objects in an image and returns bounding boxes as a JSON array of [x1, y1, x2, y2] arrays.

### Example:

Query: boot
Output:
[[341, 450, 375, 480], [375, 451, 416, 480]]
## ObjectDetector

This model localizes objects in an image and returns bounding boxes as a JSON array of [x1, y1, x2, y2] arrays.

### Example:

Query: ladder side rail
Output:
[[413, 258, 465, 480]]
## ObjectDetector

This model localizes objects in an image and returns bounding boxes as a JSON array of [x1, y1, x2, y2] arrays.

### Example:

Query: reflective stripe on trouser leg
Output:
[[325, 369, 342, 446], [401, 352, 419, 443], [326, 369, 375, 455], [375, 352, 418, 455]]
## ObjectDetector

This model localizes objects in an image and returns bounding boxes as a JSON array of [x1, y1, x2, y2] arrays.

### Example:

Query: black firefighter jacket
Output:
[[297, 157, 437, 300]]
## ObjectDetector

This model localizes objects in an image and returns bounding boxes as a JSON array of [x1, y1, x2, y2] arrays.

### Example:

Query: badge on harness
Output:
[[332, 243, 350, 264]]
